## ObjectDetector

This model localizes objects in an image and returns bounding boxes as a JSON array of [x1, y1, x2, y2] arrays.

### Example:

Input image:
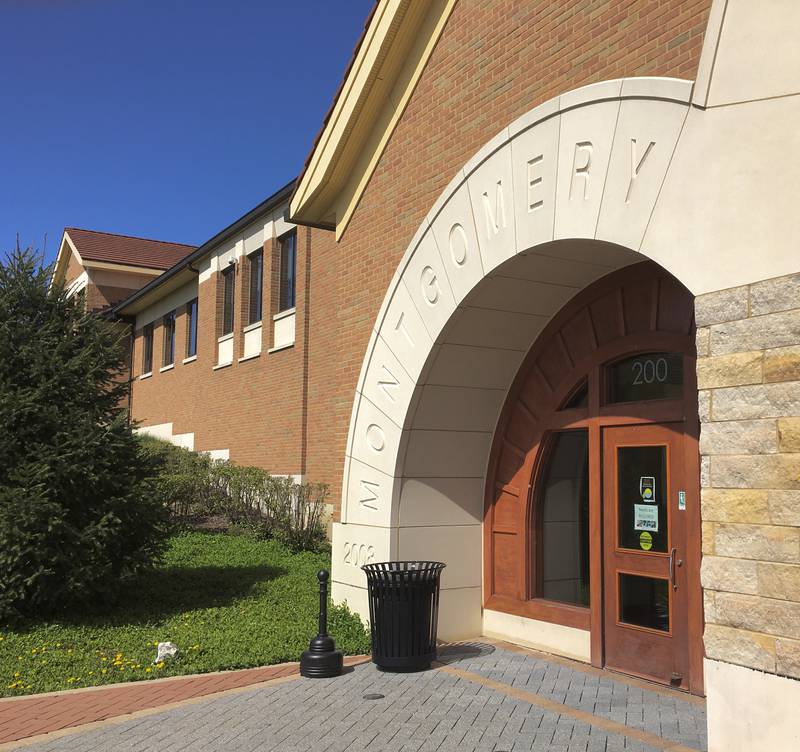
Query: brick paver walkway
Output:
[[0, 657, 368, 747], [2, 642, 707, 752]]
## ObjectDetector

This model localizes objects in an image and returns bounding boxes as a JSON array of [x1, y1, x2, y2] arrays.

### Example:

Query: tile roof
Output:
[[66, 227, 195, 271]]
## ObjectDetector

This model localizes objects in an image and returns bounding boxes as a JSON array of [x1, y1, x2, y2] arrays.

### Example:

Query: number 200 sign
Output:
[[632, 357, 669, 385]]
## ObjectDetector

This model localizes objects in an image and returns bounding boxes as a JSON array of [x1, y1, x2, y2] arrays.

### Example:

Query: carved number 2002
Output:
[[343, 542, 375, 567]]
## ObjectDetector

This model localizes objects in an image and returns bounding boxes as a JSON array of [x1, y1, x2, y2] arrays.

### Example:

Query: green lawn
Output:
[[0, 532, 371, 697]]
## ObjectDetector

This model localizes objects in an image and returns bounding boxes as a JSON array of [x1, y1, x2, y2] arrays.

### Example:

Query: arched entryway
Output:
[[331, 77, 707, 696], [485, 261, 702, 693]]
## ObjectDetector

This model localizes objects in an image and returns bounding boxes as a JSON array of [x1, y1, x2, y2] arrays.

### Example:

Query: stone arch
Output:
[[332, 77, 702, 638]]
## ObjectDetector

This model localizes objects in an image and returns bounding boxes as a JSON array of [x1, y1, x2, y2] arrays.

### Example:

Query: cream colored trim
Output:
[[217, 332, 234, 344], [290, 0, 457, 236], [139, 372, 152, 380], [212, 362, 232, 371], [272, 306, 295, 322], [81, 259, 163, 276], [159, 364, 174, 373], [334, 0, 458, 239], [182, 355, 197, 365], [238, 353, 260, 363], [242, 320, 263, 333], [51, 232, 82, 288], [267, 342, 294, 354]]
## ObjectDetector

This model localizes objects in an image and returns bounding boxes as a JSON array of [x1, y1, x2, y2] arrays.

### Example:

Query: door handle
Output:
[[669, 547, 677, 591]]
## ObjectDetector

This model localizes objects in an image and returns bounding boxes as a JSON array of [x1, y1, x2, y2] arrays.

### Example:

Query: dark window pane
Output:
[[617, 445, 668, 553], [619, 573, 670, 632], [186, 299, 198, 358], [162, 311, 175, 366], [142, 323, 153, 374], [222, 266, 235, 335], [608, 352, 683, 403], [248, 251, 263, 324], [560, 381, 588, 410], [538, 430, 590, 606], [279, 231, 296, 311]]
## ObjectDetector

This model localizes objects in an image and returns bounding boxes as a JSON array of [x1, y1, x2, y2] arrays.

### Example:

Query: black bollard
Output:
[[300, 569, 343, 678]]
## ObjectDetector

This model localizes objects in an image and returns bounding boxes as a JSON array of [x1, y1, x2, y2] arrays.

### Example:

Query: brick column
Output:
[[696, 272, 800, 679]]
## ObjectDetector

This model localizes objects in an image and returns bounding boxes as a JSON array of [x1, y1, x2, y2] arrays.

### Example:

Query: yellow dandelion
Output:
[[101, 669, 107, 675], [145, 667, 152, 673]]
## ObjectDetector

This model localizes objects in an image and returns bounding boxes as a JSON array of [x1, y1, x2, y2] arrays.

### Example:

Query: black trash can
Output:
[[362, 561, 446, 671]]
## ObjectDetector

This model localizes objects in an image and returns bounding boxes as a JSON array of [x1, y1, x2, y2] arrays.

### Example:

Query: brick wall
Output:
[[129, 225, 313, 475], [696, 273, 800, 679], [305, 0, 713, 518]]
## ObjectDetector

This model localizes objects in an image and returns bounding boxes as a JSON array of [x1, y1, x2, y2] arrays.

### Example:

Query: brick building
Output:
[[52, 227, 195, 311], [106, 2, 798, 749]]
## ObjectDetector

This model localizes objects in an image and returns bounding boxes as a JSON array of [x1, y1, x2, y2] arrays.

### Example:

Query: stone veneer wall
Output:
[[696, 272, 800, 680]]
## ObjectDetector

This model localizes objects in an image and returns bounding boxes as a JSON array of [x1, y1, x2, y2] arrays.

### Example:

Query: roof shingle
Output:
[[66, 227, 195, 271]]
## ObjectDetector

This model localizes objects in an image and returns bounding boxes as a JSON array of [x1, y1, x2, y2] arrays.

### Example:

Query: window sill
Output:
[[212, 361, 232, 371], [159, 364, 174, 373], [273, 307, 296, 322], [182, 355, 197, 365], [243, 321, 262, 333], [238, 353, 261, 363], [268, 342, 294, 354], [217, 332, 234, 344], [139, 372, 153, 380]]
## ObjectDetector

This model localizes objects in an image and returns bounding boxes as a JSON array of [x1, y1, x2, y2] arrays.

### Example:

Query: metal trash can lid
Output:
[[362, 561, 446, 573]]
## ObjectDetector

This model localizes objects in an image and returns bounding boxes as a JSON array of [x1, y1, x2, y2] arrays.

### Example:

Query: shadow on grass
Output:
[[10, 562, 289, 632]]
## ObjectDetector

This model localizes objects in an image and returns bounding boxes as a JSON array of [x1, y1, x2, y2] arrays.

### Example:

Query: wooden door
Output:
[[602, 423, 690, 689]]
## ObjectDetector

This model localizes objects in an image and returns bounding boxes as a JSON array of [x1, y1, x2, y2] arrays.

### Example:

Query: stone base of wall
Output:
[[705, 658, 800, 751], [696, 272, 800, 682]]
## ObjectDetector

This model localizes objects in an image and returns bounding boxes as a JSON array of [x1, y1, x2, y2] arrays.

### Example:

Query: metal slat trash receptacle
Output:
[[362, 561, 446, 671]]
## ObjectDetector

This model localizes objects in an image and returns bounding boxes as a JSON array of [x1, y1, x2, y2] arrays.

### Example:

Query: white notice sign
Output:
[[634, 504, 659, 532]]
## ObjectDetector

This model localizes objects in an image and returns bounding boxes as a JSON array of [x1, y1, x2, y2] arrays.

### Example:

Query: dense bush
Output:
[[0, 248, 169, 621], [138, 435, 328, 551]]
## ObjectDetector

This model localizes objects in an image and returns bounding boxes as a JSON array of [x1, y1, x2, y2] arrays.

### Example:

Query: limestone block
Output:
[[764, 345, 800, 383], [701, 455, 710, 488], [757, 561, 800, 602], [696, 327, 710, 358], [709, 454, 800, 490], [750, 274, 800, 316], [713, 591, 800, 640], [701, 488, 770, 524], [768, 490, 800, 526], [776, 637, 800, 679], [699, 390, 711, 422], [713, 522, 800, 564], [709, 309, 800, 356], [702, 522, 716, 555], [699, 419, 777, 456], [701, 555, 758, 595], [696, 351, 763, 389], [711, 382, 800, 421], [694, 286, 749, 327], [778, 417, 800, 452], [704, 589, 717, 621], [703, 623, 776, 673]]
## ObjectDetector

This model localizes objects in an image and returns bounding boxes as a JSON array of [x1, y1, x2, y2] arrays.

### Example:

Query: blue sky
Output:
[[0, 0, 373, 264]]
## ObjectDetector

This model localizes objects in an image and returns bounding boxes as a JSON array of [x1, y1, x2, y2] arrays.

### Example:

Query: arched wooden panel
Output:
[[483, 261, 696, 631]]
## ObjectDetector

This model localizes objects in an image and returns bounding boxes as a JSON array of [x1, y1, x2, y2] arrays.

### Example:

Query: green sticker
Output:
[[639, 531, 653, 551]]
